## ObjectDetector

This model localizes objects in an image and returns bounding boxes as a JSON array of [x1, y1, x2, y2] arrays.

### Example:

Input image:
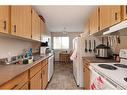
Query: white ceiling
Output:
[[33, 6, 96, 32]]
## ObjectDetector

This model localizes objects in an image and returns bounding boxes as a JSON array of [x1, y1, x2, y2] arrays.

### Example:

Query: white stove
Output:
[[89, 49, 127, 90]]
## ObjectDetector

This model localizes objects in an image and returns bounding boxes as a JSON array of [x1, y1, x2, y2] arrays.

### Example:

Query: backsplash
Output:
[[0, 36, 40, 59], [111, 36, 127, 54]]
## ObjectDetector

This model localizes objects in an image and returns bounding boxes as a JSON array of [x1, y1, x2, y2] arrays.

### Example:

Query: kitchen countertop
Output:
[[82, 57, 118, 63], [0, 53, 53, 86]]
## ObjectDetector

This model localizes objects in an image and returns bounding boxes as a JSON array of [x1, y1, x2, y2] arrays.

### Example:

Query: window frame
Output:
[[53, 36, 69, 50]]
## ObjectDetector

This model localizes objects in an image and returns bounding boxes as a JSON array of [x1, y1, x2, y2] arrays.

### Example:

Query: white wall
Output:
[[0, 36, 40, 59], [51, 32, 83, 61]]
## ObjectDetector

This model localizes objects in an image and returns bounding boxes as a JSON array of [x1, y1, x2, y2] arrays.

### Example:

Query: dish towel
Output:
[[70, 50, 77, 61]]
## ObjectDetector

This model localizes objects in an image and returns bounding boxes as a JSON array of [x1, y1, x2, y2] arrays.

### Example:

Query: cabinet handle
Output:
[[115, 12, 118, 20], [3, 21, 6, 30], [14, 25, 16, 33]]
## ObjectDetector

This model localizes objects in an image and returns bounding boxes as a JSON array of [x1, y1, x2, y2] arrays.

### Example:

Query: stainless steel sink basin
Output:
[[33, 55, 44, 62]]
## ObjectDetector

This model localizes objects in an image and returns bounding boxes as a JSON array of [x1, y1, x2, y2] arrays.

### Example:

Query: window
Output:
[[53, 37, 69, 49]]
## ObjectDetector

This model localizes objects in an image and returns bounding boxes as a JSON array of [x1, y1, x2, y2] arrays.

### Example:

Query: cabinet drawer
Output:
[[0, 71, 28, 90], [30, 62, 41, 78]]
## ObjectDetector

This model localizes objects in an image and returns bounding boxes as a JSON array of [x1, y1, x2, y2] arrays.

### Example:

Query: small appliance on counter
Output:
[[95, 37, 113, 59], [40, 41, 50, 55], [40, 47, 50, 55]]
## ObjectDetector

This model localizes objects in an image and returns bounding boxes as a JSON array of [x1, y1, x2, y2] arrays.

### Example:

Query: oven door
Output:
[[90, 67, 117, 90]]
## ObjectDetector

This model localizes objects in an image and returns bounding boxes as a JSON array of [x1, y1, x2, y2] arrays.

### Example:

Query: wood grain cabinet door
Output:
[[99, 6, 111, 31], [30, 71, 42, 90], [84, 20, 90, 34], [0, 71, 28, 90], [32, 9, 41, 41], [110, 6, 121, 26], [42, 64, 48, 89], [0, 6, 10, 34], [122, 5, 127, 20], [40, 20, 45, 42], [20, 83, 29, 90], [84, 66, 90, 90], [11, 6, 32, 39], [89, 7, 99, 35]]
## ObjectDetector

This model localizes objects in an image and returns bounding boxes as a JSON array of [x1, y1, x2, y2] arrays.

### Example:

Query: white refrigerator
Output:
[[71, 35, 100, 87]]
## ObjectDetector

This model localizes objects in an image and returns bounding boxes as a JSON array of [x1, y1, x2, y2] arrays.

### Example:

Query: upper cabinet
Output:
[[84, 20, 89, 34], [11, 6, 32, 39], [32, 9, 41, 41], [89, 8, 99, 35], [0, 6, 10, 34], [99, 6, 111, 31], [110, 6, 121, 26], [40, 20, 45, 42], [122, 6, 127, 20], [87, 5, 122, 35]]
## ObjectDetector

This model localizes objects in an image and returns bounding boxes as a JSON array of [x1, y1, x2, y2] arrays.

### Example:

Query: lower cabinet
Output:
[[20, 82, 29, 90], [0, 59, 49, 90], [0, 71, 28, 90], [30, 70, 42, 90], [84, 65, 90, 90], [42, 64, 48, 89]]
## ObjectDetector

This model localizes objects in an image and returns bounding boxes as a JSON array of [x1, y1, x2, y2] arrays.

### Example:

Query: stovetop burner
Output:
[[114, 64, 127, 68], [124, 78, 127, 82], [98, 64, 117, 70]]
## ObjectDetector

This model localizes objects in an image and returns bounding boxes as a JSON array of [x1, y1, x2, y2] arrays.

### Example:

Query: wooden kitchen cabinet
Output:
[[83, 61, 90, 90], [99, 6, 111, 31], [110, 6, 121, 26], [122, 5, 127, 20], [40, 20, 45, 42], [0, 71, 28, 90], [84, 65, 90, 89], [32, 9, 41, 41], [84, 20, 90, 34], [11, 6, 32, 39], [42, 64, 48, 89], [30, 62, 42, 78], [20, 82, 29, 90], [89, 8, 99, 35], [30, 70, 42, 90], [0, 6, 10, 34]]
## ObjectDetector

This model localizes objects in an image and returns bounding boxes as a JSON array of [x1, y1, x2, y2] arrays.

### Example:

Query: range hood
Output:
[[103, 20, 127, 35]]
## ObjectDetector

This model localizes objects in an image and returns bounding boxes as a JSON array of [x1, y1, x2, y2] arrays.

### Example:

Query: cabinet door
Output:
[[110, 6, 121, 26], [99, 6, 111, 31], [84, 20, 89, 34], [84, 66, 90, 90], [123, 6, 127, 20], [0, 6, 10, 34], [40, 20, 45, 42], [89, 8, 99, 35], [30, 71, 42, 90], [0, 71, 28, 90], [20, 83, 29, 90], [42, 64, 48, 89], [11, 6, 31, 39], [32, 9, 41, 41]]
